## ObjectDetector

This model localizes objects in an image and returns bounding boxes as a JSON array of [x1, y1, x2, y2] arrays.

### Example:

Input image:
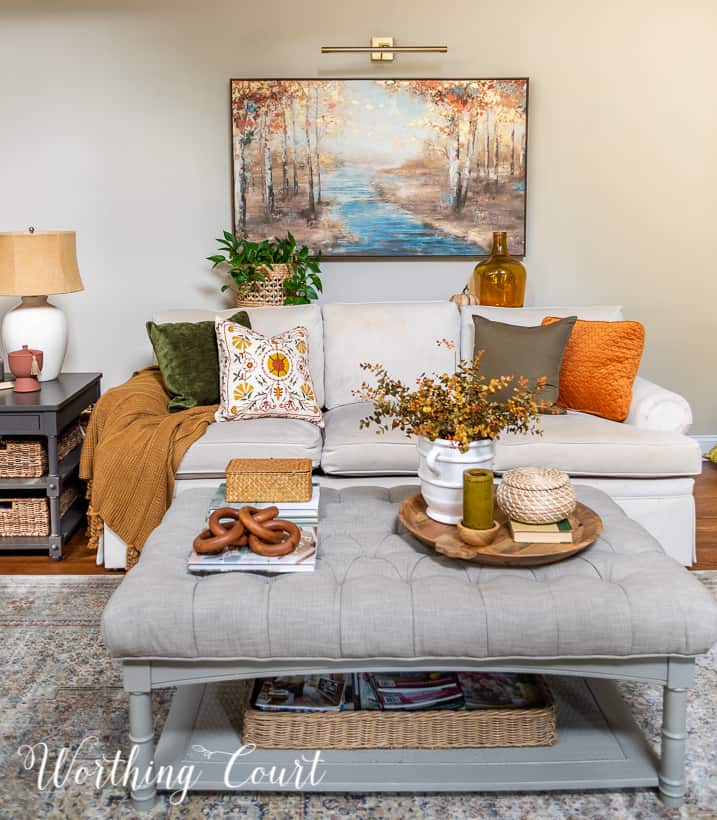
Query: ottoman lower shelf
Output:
[[154, 676, 658, 794]]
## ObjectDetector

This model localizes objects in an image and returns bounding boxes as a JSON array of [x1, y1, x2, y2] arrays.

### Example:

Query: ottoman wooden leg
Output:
[[128, 690, 156, 812], [659, 658, 693, 808]]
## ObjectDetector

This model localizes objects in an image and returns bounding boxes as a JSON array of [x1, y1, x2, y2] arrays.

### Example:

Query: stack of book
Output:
[[186, 481, 320, 574], [207, 480, 320, 528], [509, 518, 573, 544]]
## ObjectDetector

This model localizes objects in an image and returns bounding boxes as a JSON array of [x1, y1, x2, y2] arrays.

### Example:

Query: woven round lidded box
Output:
[[496, 467, 577, 525]]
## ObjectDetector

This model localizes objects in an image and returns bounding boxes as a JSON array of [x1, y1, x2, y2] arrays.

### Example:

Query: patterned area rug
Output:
[[1, 573, 715, 819]]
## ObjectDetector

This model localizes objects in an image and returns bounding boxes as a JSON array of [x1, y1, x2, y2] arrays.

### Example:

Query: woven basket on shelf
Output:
[[242, 678, 556, 750], [0, 422, 84, 479], [0, 484, 81, 537], [234, 264, 291, 307], [497, 466, 577, 524], [226, 458, 313, 503]]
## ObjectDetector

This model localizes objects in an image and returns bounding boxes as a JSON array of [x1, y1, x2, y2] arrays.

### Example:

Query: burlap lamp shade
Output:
[[0, 229, 85, 381], [0, 231, 84, 296]]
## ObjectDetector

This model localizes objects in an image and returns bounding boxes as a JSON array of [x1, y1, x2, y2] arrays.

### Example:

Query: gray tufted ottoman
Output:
[[102, 485, 717, 810]]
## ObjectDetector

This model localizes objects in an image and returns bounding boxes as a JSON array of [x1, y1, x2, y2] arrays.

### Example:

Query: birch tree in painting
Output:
[[231, 79, 527, 256]]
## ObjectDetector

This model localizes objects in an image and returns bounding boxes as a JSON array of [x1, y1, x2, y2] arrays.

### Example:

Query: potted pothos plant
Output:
[[207, 231, 323, 306]]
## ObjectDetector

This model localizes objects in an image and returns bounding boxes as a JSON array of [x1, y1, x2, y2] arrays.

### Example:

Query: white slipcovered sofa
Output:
[[100, 301, 700, 568]]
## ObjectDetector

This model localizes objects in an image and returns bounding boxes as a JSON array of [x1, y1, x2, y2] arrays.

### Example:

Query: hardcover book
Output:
[[207, 481, 320, 525], [187, 527, 317, 573], [509, 518, 573, 544]]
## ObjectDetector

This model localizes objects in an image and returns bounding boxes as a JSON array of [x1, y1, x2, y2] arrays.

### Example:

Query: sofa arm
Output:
[[626, 376, 693, 433]]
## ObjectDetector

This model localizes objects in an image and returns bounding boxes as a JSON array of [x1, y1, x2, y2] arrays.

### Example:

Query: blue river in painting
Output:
[[321, 165, 483, 256]]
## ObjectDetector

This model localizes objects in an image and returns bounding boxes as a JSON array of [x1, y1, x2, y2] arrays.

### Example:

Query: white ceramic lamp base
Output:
[[1, 296, 68, 382]]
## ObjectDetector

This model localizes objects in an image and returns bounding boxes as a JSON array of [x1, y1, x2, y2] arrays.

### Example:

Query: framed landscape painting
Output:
[[230, 78, 528, 258]]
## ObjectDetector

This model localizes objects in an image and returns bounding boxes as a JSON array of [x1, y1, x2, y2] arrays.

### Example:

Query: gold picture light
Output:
[[321, 36, 447, 62]]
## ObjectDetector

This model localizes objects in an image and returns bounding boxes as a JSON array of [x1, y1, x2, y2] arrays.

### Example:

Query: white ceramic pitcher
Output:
[[417, 437, 495, 524]]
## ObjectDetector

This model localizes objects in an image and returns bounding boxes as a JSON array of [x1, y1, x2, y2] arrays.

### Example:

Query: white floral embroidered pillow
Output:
[[215, 321, 323, 426]]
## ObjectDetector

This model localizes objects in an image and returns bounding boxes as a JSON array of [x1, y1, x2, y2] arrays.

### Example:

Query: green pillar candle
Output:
[[463, 469, 494, 530]]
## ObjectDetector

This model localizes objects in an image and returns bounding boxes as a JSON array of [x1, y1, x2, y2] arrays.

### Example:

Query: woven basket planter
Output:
[[234, 264, 291, 307], [497, 467, 577, 524], [0, 484, 81, 537], [242, 678, 555, 750], [0, 422, 83, 478]]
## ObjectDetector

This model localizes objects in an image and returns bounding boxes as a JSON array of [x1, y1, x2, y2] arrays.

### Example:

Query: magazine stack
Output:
[[248, 671, 545, 713], [355, 671, 545, 711]]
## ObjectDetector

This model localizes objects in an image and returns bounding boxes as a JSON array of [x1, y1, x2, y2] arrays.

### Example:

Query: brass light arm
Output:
[[321, 46, 448, 53], [321, 36, 447, 61]]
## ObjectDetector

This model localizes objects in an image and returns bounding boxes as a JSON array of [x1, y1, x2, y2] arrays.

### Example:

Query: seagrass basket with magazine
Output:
[[226, 458, 313, 503], [242, 676, 556, 750]]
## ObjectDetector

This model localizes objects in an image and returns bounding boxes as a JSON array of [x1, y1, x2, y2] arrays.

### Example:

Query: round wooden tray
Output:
[[398, 494, 602, 567]]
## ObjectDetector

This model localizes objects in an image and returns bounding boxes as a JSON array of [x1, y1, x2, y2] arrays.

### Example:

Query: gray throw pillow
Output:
[[472, 314, 577, 406]]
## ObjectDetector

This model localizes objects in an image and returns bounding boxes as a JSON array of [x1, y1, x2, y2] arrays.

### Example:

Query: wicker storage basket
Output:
[[0, 484, 81, 537], [497, 467, 577, 524], [226, 458, 313, 503], [242, 679, 556, 750], [234, 264, 291, 307], [0, 422, 83, 478]]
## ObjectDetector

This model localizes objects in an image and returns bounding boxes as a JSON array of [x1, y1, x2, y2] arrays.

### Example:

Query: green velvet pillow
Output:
[[147, 311, 251, 412]]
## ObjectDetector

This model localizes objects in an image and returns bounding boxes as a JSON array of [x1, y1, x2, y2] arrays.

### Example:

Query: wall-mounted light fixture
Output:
[[321, 36, 447, 62]]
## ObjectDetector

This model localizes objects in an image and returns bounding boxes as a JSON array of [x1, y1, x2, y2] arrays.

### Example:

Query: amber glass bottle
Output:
[[472, 231, 527, 307]]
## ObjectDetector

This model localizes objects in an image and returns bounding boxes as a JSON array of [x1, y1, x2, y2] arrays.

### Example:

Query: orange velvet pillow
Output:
[[541, 317, 645, 422]]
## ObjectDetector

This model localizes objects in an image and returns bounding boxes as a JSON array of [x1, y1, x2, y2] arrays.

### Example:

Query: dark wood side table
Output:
[[0, 373, 101, 560]]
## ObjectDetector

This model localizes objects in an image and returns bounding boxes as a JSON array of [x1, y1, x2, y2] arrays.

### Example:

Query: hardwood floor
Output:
[[0, 526, 116, 575], [1, 464, 716, 574], [694, 460, 717, 570]]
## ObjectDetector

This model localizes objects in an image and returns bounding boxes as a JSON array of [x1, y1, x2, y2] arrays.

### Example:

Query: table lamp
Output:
[[0, 228, 84, 381]]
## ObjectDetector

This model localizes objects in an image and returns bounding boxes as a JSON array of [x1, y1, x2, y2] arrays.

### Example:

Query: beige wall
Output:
[[1, 0, 715, 431]]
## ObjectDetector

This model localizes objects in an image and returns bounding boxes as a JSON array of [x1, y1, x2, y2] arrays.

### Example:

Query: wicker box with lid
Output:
[[225, 458, 313, 503]]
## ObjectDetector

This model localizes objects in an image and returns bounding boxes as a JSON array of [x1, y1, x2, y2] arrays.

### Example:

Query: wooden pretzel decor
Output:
[[192, 505, 301, 557]]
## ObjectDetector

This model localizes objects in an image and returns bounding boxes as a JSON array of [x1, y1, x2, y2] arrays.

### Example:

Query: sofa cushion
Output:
[[321, 402, 419, 475], [494, 412, 702, 478], [153, 304, 325, 408], [322, 301, 460, 409], [176, 418, 322, 476], [319, 404, 700, 479], [460, 305, 624, 360]]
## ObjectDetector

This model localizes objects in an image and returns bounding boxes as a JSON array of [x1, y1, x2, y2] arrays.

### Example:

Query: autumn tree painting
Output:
[[231, 79, 528, 257]]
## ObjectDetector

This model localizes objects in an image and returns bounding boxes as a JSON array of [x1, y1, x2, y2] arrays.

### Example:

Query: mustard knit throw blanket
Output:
[[79, 367, 216, 568]]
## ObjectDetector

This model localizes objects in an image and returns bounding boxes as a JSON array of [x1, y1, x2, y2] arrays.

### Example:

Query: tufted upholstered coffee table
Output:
[[102, 485, 717, 811]]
